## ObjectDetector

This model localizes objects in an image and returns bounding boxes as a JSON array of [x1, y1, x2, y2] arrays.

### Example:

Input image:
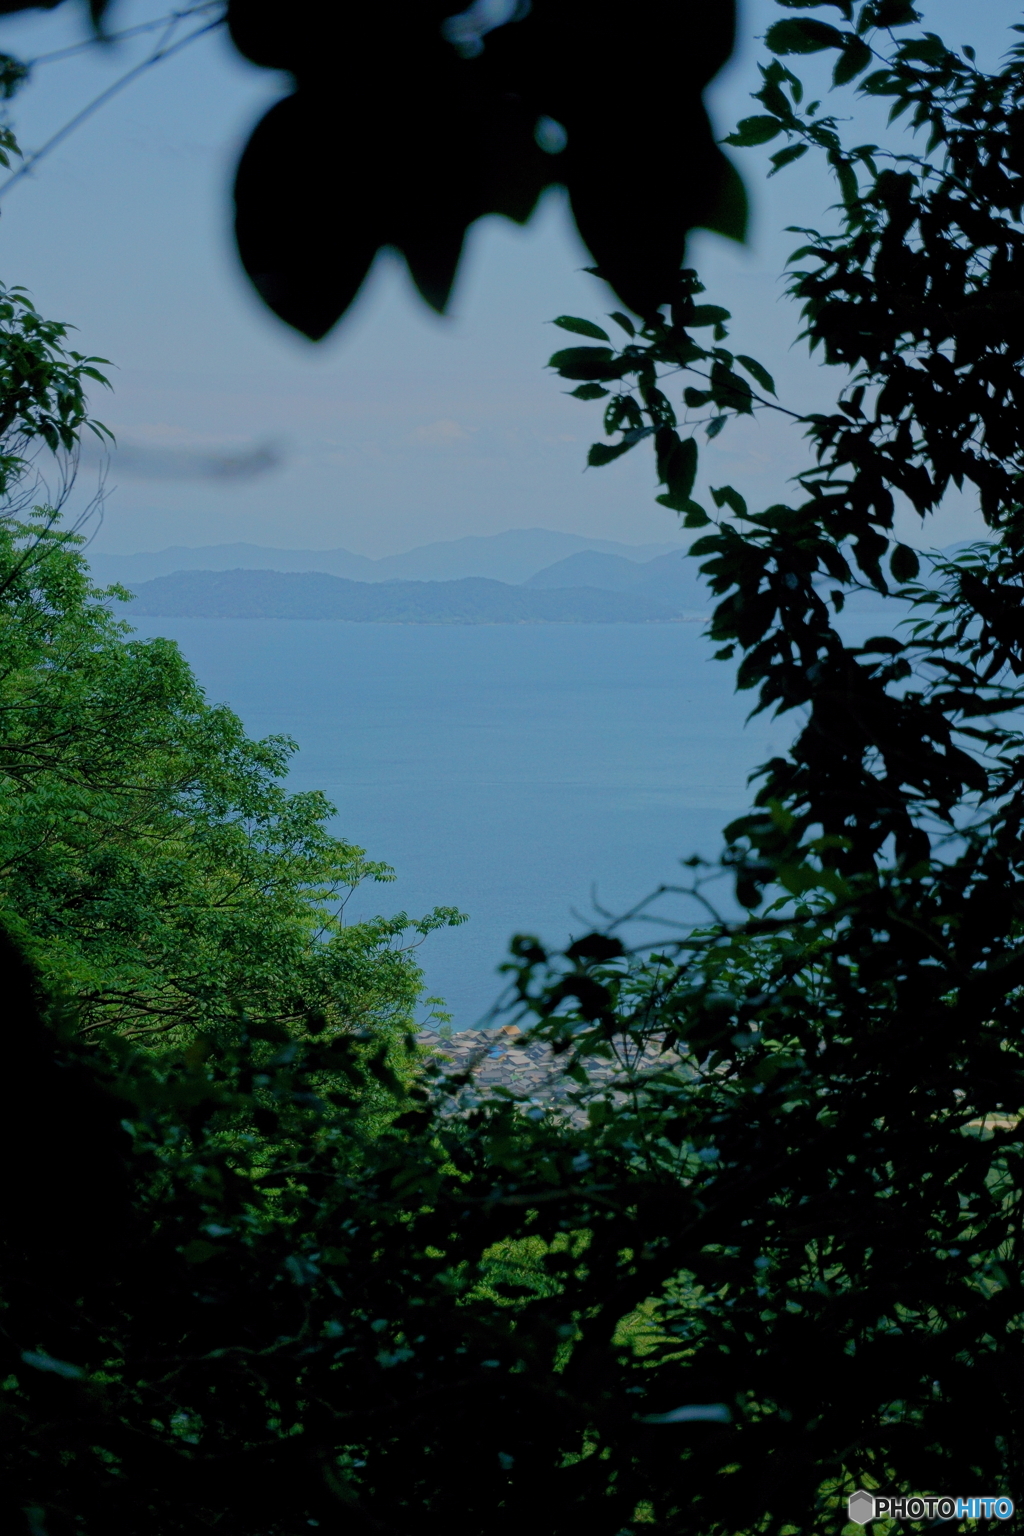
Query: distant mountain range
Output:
[[87, 527, 684, 589], [99, 516, 926, 624], [96, 524, 916, 625], [524, 549, 709, 607], [122, 570, 695, 624]]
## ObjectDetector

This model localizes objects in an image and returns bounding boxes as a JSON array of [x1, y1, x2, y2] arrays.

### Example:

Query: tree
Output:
[[0, 0, 744, 337], [0, 512, 462, 1054], [9, 3, 1024, 1533], [0, 279, 462, 1067], [509, 0, 1024, 1524]]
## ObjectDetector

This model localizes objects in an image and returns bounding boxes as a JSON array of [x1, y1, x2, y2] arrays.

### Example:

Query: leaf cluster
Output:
[[224, 0, 743, 336], [530, 1, 1024, 1522], [0, 282, 111, 510], [12, 4, 1024, 1531], [0, 516, 463, 1107]]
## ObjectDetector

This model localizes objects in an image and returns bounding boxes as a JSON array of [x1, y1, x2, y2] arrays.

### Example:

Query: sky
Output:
[[0, 0, 1013, 557]]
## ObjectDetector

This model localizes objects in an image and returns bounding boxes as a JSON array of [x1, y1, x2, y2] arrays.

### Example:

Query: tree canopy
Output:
[[5, 2, 1024, 1533], [528, 0, 1024, 1521], [0, 513, 463, 1053]]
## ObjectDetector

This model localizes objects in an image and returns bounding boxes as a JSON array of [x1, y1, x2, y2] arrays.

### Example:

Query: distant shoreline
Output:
[[118, 567, 706, 625], [124, 613, 709, 626]]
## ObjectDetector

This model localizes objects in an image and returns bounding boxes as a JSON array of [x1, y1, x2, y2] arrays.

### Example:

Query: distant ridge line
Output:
[[120, 568, 702, 624], [86, 527, 685, 589]]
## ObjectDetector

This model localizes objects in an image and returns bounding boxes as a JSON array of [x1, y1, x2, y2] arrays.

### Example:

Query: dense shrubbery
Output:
[[5, 2, 1024, 1532]]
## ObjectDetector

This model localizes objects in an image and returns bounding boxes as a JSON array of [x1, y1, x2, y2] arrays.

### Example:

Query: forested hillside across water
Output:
[[120, 567, 703, 622], [86, 529, 684, 587]]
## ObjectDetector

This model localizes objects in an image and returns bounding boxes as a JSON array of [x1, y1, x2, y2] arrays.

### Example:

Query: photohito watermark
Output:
[[848, 1491, 1014, 1524]]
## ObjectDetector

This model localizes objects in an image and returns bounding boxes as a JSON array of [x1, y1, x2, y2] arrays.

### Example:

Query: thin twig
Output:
[[0, 14, 225, 202], [25, 2, 223, 67]]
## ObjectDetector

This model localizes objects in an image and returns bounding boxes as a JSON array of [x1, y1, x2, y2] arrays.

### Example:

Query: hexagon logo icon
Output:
[[848, 1490, 875, 1525]]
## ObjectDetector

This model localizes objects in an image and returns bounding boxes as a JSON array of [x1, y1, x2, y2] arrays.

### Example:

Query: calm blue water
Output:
[[130, 619, 797, 1025]]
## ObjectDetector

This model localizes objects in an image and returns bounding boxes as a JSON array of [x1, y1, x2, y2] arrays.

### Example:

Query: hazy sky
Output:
[[0, 0, 1010, 556]]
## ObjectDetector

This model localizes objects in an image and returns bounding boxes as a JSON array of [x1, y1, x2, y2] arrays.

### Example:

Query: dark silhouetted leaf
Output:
[[724, 115, 785, 147], [588, 440, 632, 466], [768, 142, 810, 175], [553, 316, 611, 341], [735, 355, 777, 394], [766, 17, 846, 54], [889, 543, 920, 583]]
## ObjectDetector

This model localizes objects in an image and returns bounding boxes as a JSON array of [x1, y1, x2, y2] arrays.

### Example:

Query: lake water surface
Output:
[[130, 619, 797, 1025]]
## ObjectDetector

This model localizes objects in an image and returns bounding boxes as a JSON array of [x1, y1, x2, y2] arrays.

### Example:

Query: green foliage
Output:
[[0, 280, 111, 505], [0, 514, 463, 1065], [531, 0, 1024, 1523], [0, 923, 682, 1534], [12, 4, 1024, 1532]]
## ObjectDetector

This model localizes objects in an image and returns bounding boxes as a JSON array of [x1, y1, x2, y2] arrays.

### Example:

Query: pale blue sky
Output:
[[0, 0, 1011, 555]]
